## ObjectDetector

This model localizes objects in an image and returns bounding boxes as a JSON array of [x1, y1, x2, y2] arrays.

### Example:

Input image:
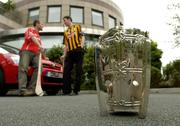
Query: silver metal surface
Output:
[[95, 27, 151, 118]]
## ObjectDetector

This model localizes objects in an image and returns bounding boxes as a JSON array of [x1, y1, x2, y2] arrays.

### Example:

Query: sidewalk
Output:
[[7, 88, 180, 95], [80, 88, 180, 94], [150, 88, 180, 94]]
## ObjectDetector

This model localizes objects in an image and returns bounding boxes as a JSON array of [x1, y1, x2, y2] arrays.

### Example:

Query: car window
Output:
[[0, 47, 9, 54], [0, 46, 19, 54]]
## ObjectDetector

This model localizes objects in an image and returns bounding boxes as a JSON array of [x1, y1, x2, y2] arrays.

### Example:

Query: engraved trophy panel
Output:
[[95, 27, 151, 118]]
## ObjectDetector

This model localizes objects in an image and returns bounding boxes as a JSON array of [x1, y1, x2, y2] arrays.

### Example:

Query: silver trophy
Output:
[[95, 27, 151, 119]]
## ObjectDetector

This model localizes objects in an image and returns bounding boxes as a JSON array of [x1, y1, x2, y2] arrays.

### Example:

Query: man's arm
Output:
[[41, 50, 49, 60], [29, 32, 42, 49], [81, 36, 85, 48], [60, 45, 68, 64], [62, 45, 68, 58], [29, 32, 49, 60], [77, 25, 85, 48], [62, 33, 68, 57]]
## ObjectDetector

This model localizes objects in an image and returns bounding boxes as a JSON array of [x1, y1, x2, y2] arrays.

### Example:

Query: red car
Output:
[[0, 45, 63, 95]]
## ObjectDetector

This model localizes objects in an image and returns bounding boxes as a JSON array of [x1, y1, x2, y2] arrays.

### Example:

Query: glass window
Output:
[[2, 37, 24, 49], [41, 35, 64, 49], [70, 6, 84, 23], [109, 16, 116, 29], [85, 35, 99, 47], [2, 36, 64, 49], [0, 47, 9, 54], [48, 6, 61, 23], [28, 8, 39, 25], [92, 10, 103, 27]]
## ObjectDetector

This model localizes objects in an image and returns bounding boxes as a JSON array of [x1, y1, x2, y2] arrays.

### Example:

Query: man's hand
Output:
[[40, 47, 44, 53], [42, 54, 49, 60], [60, 55, 65, 62], [44, 57, 49, 60], [81, 36, 85, 48]]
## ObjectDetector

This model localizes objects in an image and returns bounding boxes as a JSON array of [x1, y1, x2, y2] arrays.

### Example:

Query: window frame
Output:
[[108, 15, 116, 29], [47, 5, 62, 23], [27, 7, 40, 26], [69, 5, 84, 24], [91, 9, 104, 28]]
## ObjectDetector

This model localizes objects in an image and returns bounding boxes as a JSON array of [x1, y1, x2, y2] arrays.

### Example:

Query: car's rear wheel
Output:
[[0, 69, 8, 95], [46, 90, 59, 96]]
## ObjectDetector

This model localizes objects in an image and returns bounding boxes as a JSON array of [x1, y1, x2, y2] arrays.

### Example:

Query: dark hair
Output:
[[33, 20, 40, 26], [63, 16, 72, 22]]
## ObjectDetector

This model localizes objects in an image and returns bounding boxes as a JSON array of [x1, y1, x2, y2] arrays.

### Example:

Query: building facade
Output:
[[0, 0, 124, 49]]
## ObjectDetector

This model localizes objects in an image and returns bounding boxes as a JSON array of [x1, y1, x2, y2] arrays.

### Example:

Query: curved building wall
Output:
[[0, 0, 124, 49], [15, 0, 123, 30]]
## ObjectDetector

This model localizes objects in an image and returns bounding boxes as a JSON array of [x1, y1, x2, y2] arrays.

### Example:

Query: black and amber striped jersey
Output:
[[63, 24, 83, 52]]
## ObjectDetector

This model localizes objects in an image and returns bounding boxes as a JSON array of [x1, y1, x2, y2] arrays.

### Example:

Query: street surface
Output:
[[0, 94, 180, 126]]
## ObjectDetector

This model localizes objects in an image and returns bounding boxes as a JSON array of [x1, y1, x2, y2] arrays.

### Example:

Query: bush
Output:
[[46, 45, 96, 90], [163, 60, 180, 87], [45, 45, 63, 64], [151, 66, 162, 88], [81, 47, 96, 90]]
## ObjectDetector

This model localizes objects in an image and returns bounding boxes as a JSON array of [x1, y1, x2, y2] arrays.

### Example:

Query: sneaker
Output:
[[18, 89, 26, 96], [23, 89, 36, 96], [72, 91, 79, 95], [62, 90, 71, 96], [61, 92, 71, 96]]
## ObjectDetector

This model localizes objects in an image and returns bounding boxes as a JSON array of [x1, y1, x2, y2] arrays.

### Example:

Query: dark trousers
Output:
[[63, 49, 84, 94]]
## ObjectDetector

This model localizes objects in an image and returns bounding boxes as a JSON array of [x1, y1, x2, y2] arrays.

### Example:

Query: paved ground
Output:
[[0, 94, 180, 126]]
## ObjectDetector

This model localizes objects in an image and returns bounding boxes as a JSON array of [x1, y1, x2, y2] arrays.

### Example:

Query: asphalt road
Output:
[[0, 94, 180, 126]]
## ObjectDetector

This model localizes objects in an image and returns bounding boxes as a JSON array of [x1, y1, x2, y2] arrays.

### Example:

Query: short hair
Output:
[[33, 20, 40, 26], [63, 16, 72, 22]]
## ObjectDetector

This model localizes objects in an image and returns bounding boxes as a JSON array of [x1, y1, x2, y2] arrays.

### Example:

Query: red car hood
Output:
[[42, 59, 62, 70], [3, 52, 62, 71]]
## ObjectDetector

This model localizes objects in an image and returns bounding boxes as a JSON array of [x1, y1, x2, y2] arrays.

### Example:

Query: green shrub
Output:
[[45, 45, 63, 64], [151, 66, 162, 88], [46, 45, 96, 90], [163, 60, 180, 87], [81, 47, 96, 90]]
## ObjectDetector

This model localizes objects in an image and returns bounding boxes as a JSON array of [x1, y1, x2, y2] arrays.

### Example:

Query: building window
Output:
[[92, 10, 103, 27], [70, 6, 84, 24], [109, 16, 116, 29], [28, 8, 39, 25], [48, 6, 61, 23]]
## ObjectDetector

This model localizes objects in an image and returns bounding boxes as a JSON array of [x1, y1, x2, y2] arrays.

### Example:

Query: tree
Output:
[[45, 45, 63, 64], [81, 47, 96, 90], [45, 45, 96, 90], [2, 0, 15, 13], [0, 3, 3, 14], [150, 41, 163, 88], [125, 28, 149, 38], [168, 1, 180, 45], [163, 60, 180, 87], [151, 66, 162, 88], [151, 41, 163, 70]]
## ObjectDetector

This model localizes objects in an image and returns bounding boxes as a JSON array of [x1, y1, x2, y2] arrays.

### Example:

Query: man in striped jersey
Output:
[[61, 16, 85, 95]]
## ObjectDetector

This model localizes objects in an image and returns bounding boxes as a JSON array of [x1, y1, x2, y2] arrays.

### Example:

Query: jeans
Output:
[[18, 50, 39, 91]]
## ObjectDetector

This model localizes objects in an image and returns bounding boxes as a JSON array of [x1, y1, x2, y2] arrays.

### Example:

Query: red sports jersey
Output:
[[21, 27, 41, 54]]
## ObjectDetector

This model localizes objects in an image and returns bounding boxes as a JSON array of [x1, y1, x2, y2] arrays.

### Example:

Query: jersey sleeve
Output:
[[25, 28, 35, 40], [63, 32, 68, 45], [77, 24, 84, 36]]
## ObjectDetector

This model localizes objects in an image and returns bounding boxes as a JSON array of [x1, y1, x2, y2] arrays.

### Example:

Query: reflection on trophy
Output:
[[95, 27, 151, 119]]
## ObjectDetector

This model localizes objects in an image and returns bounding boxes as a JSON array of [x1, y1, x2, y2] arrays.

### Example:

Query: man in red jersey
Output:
[[18, 20, 46, 96]]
